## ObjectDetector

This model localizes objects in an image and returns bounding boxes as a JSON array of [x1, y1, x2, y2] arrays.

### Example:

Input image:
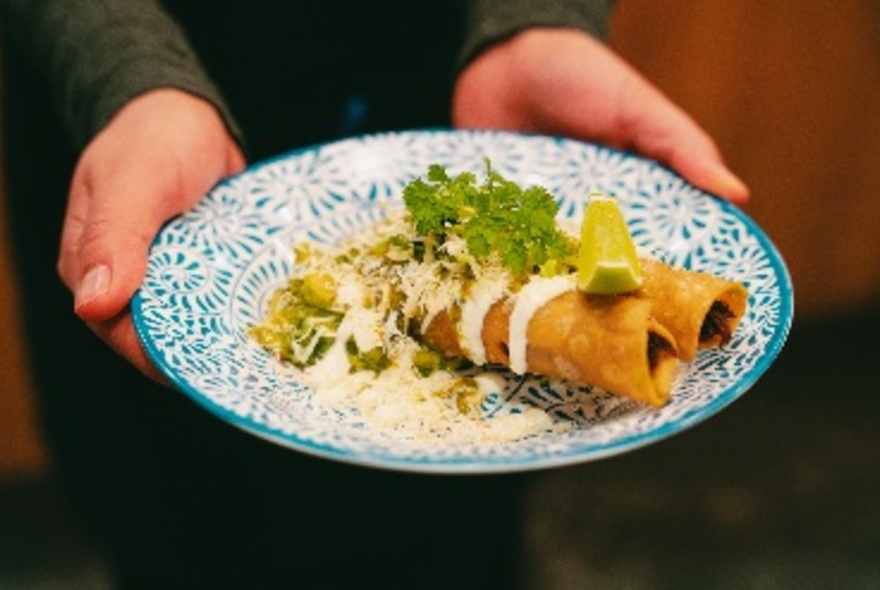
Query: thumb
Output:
[[65, 142, 244, 322], [66, 162, 185, 321]]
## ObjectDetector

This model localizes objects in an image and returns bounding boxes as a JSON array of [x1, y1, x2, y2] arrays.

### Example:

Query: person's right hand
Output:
[[57, 88, 247, 383]]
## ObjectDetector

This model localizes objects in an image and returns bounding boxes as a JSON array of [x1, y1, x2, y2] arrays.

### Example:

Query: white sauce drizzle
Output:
[[260, 210, 582, 443], [459, 270, 510, 365], [508, 275, 577, 374]]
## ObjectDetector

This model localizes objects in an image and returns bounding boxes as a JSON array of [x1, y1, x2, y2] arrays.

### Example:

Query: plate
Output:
[[132, 129, 793, 474]]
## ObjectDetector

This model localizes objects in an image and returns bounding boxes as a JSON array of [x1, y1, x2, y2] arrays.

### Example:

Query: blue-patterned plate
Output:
[[132, 129, 792, 474]]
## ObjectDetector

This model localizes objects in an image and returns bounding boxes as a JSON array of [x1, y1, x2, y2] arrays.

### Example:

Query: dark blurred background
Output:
[[2, 2, 879, 588]]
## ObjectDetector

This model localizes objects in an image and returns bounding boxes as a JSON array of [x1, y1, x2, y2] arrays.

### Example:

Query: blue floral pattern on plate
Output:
[[132, 130, 793, 473]]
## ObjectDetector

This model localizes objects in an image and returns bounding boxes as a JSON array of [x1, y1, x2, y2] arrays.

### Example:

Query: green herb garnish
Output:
[[402, 161, 573, 276]]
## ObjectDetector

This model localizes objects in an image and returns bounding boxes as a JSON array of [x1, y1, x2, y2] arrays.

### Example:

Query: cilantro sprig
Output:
[[402, 161, 573, 276]]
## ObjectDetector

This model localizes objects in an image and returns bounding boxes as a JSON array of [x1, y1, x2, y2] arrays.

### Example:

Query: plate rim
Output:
[[131, 127, 794, 474]]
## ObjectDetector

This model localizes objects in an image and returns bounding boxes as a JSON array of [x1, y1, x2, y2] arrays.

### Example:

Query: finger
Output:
[[227, 142, 247, 173], [70, 159, 185, 322], [69, 136, 241, 323], [617, 80, 750, 204], [57, 168, 91, 291]]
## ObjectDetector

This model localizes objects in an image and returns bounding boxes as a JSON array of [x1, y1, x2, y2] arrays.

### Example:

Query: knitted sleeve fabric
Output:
[[0, 0, 614, 151], [460, 0, 615, 69], [0, 0, 242, 151]]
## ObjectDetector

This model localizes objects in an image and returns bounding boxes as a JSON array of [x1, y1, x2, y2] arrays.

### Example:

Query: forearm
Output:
[[460, 0, 615, 69], [0, 0, 240, 150]]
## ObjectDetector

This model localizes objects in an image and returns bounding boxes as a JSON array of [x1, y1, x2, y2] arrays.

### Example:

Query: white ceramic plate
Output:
[[132, 129, 793, 474]]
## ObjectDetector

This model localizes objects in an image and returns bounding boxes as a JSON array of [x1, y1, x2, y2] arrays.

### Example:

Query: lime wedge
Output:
[[577, 191, 643, 294]]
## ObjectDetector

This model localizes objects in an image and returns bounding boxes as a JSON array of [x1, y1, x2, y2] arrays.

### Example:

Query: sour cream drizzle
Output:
[[459, 270, 510, 365], [508, 274, 577, 374]]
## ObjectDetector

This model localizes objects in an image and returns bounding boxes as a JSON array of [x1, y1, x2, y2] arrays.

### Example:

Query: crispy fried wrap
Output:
[[639, 258, 749, 362], [425, 291, 680, 407]]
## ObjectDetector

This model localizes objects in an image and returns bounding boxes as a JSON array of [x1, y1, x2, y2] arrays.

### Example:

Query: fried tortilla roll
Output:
[[639, 258, 749, 362], [425, 291, 680, 407]]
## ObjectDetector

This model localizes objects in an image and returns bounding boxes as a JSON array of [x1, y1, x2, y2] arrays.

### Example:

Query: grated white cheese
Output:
[[266, 209, 570, 444]]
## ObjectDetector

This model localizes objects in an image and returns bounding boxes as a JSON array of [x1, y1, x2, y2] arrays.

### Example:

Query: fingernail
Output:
[[76, 264, 110, 308], [716, 168, 750, 203]]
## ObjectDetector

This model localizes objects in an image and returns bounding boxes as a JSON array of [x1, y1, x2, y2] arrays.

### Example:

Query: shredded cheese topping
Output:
[[251, 208, 569, 443]]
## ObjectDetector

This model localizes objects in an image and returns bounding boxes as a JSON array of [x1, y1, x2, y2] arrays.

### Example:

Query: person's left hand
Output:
[[452, 28, 749, 204]]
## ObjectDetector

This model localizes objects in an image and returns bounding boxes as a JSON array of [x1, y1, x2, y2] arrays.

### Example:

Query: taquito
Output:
[[425, 290, 680, 408], [639, 258, 749, 362]]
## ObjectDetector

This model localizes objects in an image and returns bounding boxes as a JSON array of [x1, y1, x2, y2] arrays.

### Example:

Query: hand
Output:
[[58, 88, 246, 383], [452, 28, 749, 204]]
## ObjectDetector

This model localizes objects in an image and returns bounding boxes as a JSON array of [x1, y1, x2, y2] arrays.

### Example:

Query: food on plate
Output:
[[424, 291, 679, 408], [576, 191, 644, 295], [638, 258, 749, 362], [249, 162, 748, 440]]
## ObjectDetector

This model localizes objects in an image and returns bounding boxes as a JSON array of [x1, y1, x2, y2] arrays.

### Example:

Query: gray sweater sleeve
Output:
[[0, 0, 242, 152], [0, 0, 613, 151], [460, 0, 615, 69]]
